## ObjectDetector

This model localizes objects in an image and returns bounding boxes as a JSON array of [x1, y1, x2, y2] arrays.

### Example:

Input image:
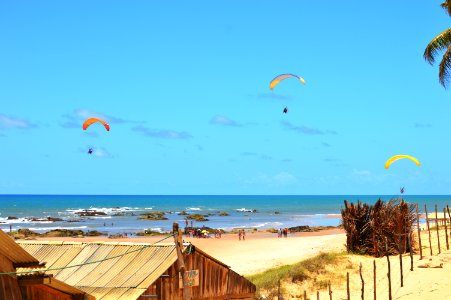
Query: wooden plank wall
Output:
[[140, 249, 255, 299], [0, 254, 23, 300]]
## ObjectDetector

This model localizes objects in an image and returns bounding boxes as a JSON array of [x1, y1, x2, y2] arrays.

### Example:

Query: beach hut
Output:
[[17, 240, 256, 300], [0, 229, 92, 300]]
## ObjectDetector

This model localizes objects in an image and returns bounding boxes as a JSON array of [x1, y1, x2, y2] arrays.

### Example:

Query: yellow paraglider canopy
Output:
[[384, 155, 420, 169], [270, 74, 305, 90]]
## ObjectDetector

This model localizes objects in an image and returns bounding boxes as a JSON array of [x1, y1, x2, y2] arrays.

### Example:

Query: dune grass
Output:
[[246, 251, 347, 298]]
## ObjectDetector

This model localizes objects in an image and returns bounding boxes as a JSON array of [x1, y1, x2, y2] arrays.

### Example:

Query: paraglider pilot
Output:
[[283, 107, 288, 114], [88, 148, 93, 155]]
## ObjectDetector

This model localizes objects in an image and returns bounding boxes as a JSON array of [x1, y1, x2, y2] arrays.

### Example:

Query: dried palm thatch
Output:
[[341, 198, 417, 257]]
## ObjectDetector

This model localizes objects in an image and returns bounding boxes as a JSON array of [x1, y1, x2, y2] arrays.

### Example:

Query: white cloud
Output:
[[210, 115, 241, 127], [0, 114, 36, 129], [245, 171, 297, 186]]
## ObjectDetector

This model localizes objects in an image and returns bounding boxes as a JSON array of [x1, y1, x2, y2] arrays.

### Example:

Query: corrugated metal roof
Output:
[[18, 241, 177, 300], [0, 229, 41, 268]]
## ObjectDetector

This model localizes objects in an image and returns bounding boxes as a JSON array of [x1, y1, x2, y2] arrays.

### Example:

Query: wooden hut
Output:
[[18, 240, 256, 300], [0, 229, 92, 300]]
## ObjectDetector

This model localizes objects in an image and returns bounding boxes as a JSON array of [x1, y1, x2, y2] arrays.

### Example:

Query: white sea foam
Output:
[[236, 208, 255, 212], [186, 207, 201, 211], [66, 207, 142, 215]]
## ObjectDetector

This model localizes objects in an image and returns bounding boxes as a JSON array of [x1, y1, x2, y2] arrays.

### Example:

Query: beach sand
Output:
[[30, 227, 451, 299]]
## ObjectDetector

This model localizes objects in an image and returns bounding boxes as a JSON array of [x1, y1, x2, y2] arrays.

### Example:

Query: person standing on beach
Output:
[[238, 230, 242, 240], [242, 229, 246, 240]]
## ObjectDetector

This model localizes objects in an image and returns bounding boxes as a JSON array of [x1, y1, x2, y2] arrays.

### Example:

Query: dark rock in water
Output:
[[139, 212, 168, 220], [8, 228, 41, 239], [218, 212, 230, 216], [274, 211, 280, 214], [288, 225, 313, 232], [85, 230, 103, 236], [7, 216, 18, 220], [186, 214, 209, 222], [136, 229, 168, 236], [66, 219, 82, 223], [112, 212, 125, 216], [178, 211, 189, 216], [29, 217, 63, 222], [76, 210, 107, 217], [41, 229, 85, 237]]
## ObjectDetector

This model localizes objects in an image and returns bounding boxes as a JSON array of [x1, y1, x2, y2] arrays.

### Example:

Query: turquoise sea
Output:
[[0, 195, 450, 235]]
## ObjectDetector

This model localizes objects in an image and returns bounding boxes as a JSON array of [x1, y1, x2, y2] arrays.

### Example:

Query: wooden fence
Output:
[[276, 203, 450, 300]]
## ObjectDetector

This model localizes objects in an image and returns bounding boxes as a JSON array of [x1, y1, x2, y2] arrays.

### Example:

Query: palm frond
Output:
[[441, 0, 451, 17], [438, 45, 451, 88], [424, 28, 451, 64]]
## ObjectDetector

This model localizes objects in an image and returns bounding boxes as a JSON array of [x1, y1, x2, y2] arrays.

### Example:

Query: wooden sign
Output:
[[179, 270, 199, 288]]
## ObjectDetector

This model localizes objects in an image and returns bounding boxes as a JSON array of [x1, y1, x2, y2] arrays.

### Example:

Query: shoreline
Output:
[[16, 227, 345, 275]]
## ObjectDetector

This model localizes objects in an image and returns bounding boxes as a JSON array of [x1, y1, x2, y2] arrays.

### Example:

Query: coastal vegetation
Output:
[[341, 198, 416, 256], [424, 0, 451, 87], [247, 252, 346, 299]]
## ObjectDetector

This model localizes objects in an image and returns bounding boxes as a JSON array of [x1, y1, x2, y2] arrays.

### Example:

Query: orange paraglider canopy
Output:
[[82, 118, 110, 131]]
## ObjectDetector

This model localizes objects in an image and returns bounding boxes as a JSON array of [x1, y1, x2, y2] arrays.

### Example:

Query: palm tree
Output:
[[424, 0, 451, 88]]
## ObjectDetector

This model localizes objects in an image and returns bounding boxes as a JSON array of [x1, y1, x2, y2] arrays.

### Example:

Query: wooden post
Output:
[[408, 232, 413, 271], [424, 204, 433, 256], [447, 205, 451, 227], [399, 250, 403, 287], [329, 282, 333, 300], [304, 290, 307, 300], [359, 262, 364, 300], [444, 208, 449, 250], [373, 260, 376, 300], [435, 205, 441, 254], [317, 290, 320, 300], [173, 223, 190, 300], [416, 204, 423, 260], [386, 240, 392, 300], [347, 272, 350, 300], [278, 279, 281, 300]]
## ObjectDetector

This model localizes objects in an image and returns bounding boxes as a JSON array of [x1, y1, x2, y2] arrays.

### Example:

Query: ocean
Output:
[[0, 195, 450, 235]]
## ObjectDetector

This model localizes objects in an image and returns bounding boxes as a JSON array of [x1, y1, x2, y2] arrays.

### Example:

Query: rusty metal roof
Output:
[[18, 241, 177, 300], [0, 229, 42, 268]]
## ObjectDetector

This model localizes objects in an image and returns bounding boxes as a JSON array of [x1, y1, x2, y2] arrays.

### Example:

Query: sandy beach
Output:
[[29, 226, 451, 299], [33, 228, 346, 275]]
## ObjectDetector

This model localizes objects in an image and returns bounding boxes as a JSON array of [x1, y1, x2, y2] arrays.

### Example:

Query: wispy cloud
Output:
[[245, 171, 297, 186], [210, 115, 241, 127], [132, 125, 192, 139], [256, 93, 292, 100], [322, 142, 331, 147], [60, 109, 127, 129], [414, 122, 432, 128], [281, 121, 337, 135], [80, 147, 113, 158], [0, 114, 36, 129]]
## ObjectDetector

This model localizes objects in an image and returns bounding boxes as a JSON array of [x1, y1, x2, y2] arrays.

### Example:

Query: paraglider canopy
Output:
[[82, 118, 110, 131], [270, 74, 305, 90], [384, 155, 420, 169]]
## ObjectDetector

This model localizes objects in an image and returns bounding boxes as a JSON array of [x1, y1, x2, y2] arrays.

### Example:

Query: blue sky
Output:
[[1, 1, 450, 195]]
